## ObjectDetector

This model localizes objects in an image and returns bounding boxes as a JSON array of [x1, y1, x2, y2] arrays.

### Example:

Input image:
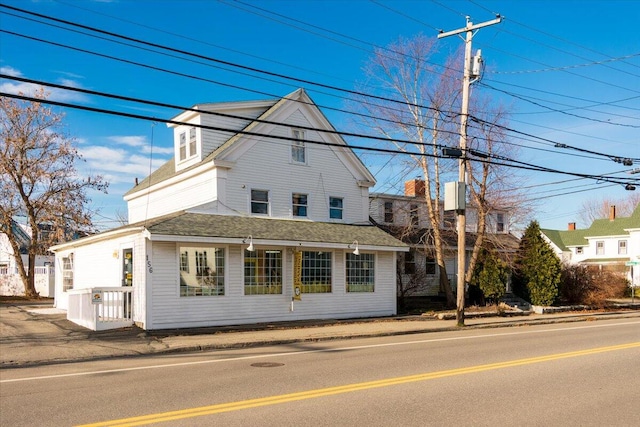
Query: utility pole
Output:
[[438, 15, 502, 326]]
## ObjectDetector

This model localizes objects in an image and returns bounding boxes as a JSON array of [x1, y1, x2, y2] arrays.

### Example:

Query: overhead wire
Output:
[[478, 82, 640, 128], [3, 91, 638, 189]]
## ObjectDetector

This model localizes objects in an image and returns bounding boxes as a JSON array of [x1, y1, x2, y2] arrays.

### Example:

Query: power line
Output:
[[3, 91, 637, 189], [0, 3, 455, 117], [479, 82, 640, 128]]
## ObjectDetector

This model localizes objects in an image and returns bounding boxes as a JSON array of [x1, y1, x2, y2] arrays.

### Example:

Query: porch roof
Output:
[[138, 212, 408, 250]]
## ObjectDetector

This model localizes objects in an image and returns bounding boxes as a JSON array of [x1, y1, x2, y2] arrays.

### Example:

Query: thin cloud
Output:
[[1, 65, 89, 103]]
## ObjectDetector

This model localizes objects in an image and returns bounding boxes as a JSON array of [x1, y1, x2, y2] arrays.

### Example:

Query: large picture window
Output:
[[179, 246, 225, 296], [346, 253, 375, 292], [301, 251, 332, 293], [244, 249, 283, 295]]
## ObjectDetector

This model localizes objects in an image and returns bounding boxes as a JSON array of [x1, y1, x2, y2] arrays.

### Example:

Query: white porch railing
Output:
[[67, 287, 134, 331]]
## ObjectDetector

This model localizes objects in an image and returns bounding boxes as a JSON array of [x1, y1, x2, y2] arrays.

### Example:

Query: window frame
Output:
[[575, 247, 584, 255], [384, 201, 394, 223], [250, 189, 270, 215], [189, 126, 197, 158], [410, 204, 419, 226], [244, 249, 283, 295], [346, 252, 375, 293], [301, 251, 332, 293], [179, 131, 187, 161], [618, 240, 627, 255], [329, 196, 343, 220], [291, 129, 306, 164], [496, 213, 505, 232], [62, 254, 74, 292], [179, 246, 226, 297], [404, 250, 416, 275], [292, 193, 308, 217]]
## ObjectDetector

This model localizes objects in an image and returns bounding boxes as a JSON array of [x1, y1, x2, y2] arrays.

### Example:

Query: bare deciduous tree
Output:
[[352, 34, 524, 308], [579, 195, 640, 226], [1, 90, 107, 297]]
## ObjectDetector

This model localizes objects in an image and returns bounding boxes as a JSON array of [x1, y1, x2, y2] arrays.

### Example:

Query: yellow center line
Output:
[[77, 342, 640, 427]]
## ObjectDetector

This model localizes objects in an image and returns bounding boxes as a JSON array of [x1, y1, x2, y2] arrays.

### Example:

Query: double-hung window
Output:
[[292, 129, 306, 163], [346, 253, 375, 292], [496, 213, 505, 232], [404, 251, 416, 275], [62, 254, 74, 292], [384, 201, 394, 223], [180, 246, 225, 296], [189, 127, 197, 157], [329, 197, 343, 219], [292, 193, 308, 217], [410, 204, 419, 226], [251, 189, 269, 215], [618, 240, 627, 255], [179, 132, 187, 161]]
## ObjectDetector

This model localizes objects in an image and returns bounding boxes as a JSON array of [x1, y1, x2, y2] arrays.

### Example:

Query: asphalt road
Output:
[[1, 318, 638, 426]]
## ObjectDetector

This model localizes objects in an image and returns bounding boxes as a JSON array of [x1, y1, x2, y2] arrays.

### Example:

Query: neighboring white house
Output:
[[0, 219, 55, 297], [370, 178, 519, 297], [50, 89, 408, 331], [541, 204, 640, 287]]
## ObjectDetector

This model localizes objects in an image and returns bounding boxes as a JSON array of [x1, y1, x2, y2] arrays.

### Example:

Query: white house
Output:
[[370, 178, 519, 297], [50, 89, 407, 331], [541, 204, 640, 287]]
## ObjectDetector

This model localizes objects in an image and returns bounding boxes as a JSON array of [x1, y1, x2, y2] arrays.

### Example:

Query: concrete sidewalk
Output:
[[1, 301, 639, 368]]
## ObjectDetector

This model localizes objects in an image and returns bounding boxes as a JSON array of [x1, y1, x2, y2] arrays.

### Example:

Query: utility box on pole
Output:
[[444, 181, 466, 211]]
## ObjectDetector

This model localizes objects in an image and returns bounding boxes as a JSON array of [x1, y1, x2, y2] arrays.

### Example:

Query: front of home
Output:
[[50, 89, 407, 330], [541, 204, 640, 287]]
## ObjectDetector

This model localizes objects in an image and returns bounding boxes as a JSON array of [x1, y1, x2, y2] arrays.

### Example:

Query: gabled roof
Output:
[[125, 88, 374, 197], [541, 203, 639, 250]]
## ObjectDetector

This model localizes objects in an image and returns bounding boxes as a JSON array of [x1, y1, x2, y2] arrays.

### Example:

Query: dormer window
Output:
[[179, 132, 187, 161], [291, 129, 306, 164], [179, 127, 197, 162], [189, 127, 197, 157]]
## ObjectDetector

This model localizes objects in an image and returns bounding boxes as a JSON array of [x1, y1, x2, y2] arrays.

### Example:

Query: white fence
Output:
[[66, 287, 134, 331], [0, 265, 55, 297]]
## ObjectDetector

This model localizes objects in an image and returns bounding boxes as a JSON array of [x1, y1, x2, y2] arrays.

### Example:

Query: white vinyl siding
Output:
[[222, 109, 366, 223], [147, 246, 396, 330]]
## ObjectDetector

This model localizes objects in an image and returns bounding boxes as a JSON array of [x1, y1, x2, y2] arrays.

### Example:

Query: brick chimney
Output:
[[609, 205, 616, 221], [404, 179, 425, 197], [568, 222, 576, 230]]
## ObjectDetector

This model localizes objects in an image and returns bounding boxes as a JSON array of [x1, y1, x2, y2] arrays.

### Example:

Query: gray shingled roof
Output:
[[136, 212, 407, 248]]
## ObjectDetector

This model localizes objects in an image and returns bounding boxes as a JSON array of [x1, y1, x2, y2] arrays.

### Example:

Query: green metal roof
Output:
[[542, 203, 640, 250]]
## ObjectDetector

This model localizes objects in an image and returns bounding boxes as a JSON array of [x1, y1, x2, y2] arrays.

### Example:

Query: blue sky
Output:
[[1, 0, 638, 231]]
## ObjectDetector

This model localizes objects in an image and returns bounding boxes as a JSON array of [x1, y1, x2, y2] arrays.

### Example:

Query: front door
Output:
[[122, 249, 133, 286]]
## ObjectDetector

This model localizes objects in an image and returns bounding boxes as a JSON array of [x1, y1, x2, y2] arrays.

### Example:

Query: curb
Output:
[[4, 311, 638, 369]]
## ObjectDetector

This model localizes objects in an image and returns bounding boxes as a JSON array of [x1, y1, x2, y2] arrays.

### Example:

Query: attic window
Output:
[[179, 132, 187, 161], [291, 129, 306, 164], [178, 127, 197, 162], [189, 127, 197, 157]]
